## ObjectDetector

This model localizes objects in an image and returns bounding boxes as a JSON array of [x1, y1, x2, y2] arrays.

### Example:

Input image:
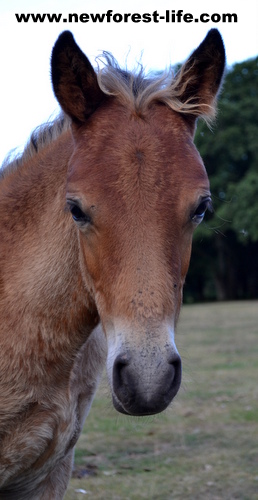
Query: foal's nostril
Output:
[[114, 354, 130, 369], [113, 354, 131, 388], [168, 354, 182, 397]]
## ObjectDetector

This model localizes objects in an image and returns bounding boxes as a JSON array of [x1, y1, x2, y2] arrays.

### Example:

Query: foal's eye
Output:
[[191, 197, 212, 224], [67, 202, 92, 225]]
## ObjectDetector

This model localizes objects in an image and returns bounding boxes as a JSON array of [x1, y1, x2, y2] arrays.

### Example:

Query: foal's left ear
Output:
[[51, 31, 106, 124], [173, 29, 225, 127]]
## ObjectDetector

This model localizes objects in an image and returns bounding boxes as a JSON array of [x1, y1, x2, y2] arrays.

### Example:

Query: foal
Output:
[[0, 30, 225, 498]]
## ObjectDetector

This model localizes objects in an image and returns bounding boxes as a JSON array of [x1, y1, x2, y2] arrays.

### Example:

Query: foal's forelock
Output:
[[97, 53, 218, 119]]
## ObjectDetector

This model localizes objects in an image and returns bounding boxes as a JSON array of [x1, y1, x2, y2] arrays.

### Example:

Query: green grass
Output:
[[65, 301, 258, 499]]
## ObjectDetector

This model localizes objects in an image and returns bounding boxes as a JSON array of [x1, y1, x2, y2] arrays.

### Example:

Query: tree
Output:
[[185, 57, 258, 302]]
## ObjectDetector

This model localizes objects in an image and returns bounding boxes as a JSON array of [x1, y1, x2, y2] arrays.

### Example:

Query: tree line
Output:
[[185, 56, 258, 302]]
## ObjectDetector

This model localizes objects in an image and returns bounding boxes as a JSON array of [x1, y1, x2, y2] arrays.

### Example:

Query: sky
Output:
[[0, 0, 257, 165]]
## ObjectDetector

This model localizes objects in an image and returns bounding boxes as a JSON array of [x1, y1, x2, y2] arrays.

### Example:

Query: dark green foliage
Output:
[[186, 57, 258, 301]]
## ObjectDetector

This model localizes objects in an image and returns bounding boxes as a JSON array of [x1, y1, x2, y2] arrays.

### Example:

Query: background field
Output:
[[65, 301, 258, 499]]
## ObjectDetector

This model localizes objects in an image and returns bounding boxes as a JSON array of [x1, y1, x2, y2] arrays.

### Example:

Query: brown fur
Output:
[[0, 30, 225, 498]]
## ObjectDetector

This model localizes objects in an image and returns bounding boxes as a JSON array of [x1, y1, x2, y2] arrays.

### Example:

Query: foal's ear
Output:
[[51, 31, 106, 124], [173, 29, 225, 126]]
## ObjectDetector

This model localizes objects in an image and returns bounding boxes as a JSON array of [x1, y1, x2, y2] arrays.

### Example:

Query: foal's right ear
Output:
[[51, 31, 106, 124]]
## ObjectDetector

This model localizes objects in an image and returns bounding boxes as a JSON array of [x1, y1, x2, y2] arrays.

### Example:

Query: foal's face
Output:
[[66, 102, 210, 415], [51, 28, 224, 416]]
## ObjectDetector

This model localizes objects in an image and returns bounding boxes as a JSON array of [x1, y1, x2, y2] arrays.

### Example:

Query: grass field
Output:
[[65, 301, 258, 500]]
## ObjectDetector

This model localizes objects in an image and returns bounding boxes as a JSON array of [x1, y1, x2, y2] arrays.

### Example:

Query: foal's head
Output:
[[51, 30, 225, 416]]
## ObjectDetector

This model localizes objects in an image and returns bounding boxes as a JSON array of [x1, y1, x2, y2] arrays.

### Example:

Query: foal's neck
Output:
[[0, 131, 99, 366]]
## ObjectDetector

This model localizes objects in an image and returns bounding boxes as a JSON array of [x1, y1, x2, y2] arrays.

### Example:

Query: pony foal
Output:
[[0, 30, 225, 498]]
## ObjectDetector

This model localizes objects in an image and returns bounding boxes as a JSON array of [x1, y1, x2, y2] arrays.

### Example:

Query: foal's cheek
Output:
[[174, 234, 193, 321], [78, 236, 111, 314], [181, 245, 192, 280], [78, 235, 101, 291], [180, 228, 194, 277]]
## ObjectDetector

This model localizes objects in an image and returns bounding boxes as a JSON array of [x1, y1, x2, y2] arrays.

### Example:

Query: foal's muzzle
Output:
[[112, 349, 182, 416]]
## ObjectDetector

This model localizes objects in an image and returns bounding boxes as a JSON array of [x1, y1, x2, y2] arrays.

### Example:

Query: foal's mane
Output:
[[1, 52, 215, 176], [0, 113, 71, 178]]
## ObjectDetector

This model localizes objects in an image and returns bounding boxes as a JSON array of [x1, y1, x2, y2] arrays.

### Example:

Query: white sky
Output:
[[1, 0, 257, 165]]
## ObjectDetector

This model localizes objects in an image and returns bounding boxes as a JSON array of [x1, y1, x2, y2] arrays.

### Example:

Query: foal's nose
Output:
[[112, 350, 182, 416]]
